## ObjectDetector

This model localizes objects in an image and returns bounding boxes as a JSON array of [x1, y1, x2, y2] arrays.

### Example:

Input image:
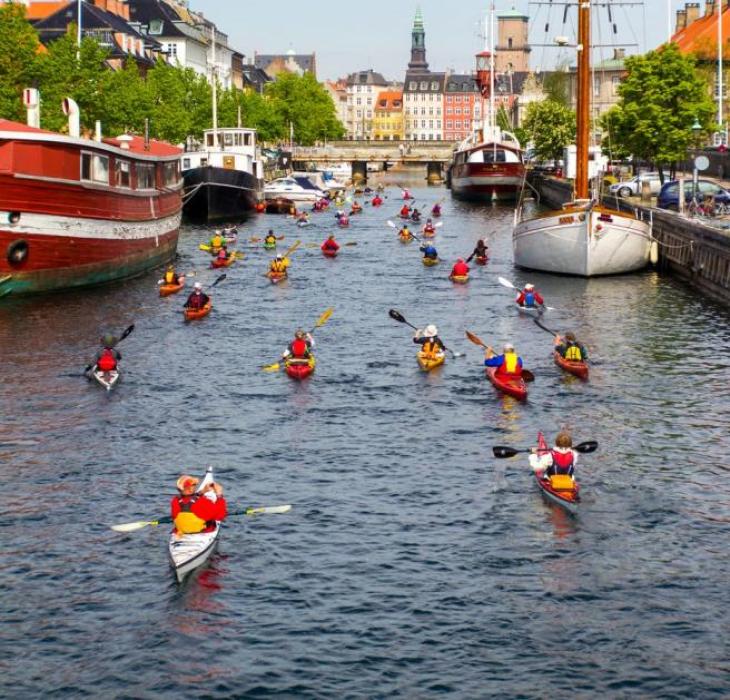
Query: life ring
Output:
[[7, 239, 29, 265]]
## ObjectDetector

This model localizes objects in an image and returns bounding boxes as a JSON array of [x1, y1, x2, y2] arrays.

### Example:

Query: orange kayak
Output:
[[266, 271, 287, 284], [553, 350, 589, 380], [159, 282, 184, 297], [184, 301, 212, 321], [210, 255, 236, 269]]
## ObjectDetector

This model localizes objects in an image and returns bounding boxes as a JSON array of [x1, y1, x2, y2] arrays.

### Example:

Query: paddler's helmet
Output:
[[294, 328, 306, 339], [424, 324, 438, 337], [193, 282, 202, 291], [275, 254, 283, 260], [503, 342, 515, 352], [268, 229, 274, 235], [524, 283, 535, 290], [101, 333, 117, 348], [176, 475, 199, 495], [427, 218, 432, 224]]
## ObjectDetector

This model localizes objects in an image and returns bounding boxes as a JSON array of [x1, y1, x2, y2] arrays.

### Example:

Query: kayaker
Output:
[[484, 342, 523, 378], [264, 231, 277, 247], [255, 201, 266, 213], [93, 333, 121, 372], [312, 200, 322, 212], [466, 239, 489, 262], [451, 258, 470, 277], [321, 235, 340, 254], [184, 282, 210, 310], [162, 265, 183, 285], [399, 225, 413, 241], [400, 203, 411, 218], [209, 231, 224, 250], [420, 242, 438, 260], [338, 213, 350, 226], [422, 219, 436, 235], [410, 208, 421, 222], [530, 431, 578, 477], [516, 283, 544, 308], [171, 474, 227, 535], [216, 245, 230, 262], [402, 188, 412, 200], [413, 324, 445, 356], [282, 329, 315, 362], [351, 200, 363, 213], [269, 254, 289, 274], [432, 203, 442, 216], [372, 195, 383, 206], [555, 332, 588, 361]]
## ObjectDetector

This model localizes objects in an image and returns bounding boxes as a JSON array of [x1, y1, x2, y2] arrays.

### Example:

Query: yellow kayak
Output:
[[422, 257, 439, 266], [417, 351, 446, 372], [449, 274, 469, 284]]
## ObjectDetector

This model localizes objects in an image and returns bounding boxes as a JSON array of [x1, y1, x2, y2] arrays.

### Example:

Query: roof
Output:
[[593, 57, 626, 71], [127, 0, 190, 39], [0, 119, 57, 136], [375, 90, 403, 111], [672, 6, 730, 58], [255, 53, 316, 73], [346, 69, 388, 86], [445, 74, 479, 93], [497, 9, 528, 20], [404, 72, 447, 92]]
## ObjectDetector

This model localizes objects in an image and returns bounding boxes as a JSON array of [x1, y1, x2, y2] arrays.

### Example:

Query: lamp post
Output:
[[691, 116, 702, 206]]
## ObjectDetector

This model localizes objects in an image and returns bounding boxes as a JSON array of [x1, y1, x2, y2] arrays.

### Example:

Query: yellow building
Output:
[[373, 90, 404, 141]]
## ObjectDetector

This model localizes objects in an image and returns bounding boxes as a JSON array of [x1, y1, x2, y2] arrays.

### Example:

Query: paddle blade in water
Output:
[[497, 276, 516, 290], [492, 446, 522, 458], [522, 369, 535, 382], [575, 440, 598, 453], [387, 220, 396, 228], [315, 308, 334, 328], [262, 363, 281, 373], [211, 273, 227, 287]]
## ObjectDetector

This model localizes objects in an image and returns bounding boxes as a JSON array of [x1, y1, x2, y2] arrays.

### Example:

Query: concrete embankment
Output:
[[528, 174, 730, 304]]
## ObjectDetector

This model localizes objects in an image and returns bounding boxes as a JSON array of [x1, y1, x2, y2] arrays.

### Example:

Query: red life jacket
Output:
[[400, 206, 410, 216], [452, 261, 469, 276], [550, 449, 574, 474], [97, 348, 117, 371], [291, 338, 308, 358]]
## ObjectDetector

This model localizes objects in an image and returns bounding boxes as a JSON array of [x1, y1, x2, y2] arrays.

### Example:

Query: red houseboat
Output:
[[0, 90, 182, 297]]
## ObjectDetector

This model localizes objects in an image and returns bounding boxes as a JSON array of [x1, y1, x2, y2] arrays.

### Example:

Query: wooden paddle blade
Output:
[[575, 440, 598, 453], [110, 520, 158, 532], [492, 446, 522, 458], [283, 239, 301, 257], [262, 363, 281, 372], [389, 309, 407, 323], [497, 276, 516, 289], [465, 329, 487, 348], [522, 369, 535, 382]]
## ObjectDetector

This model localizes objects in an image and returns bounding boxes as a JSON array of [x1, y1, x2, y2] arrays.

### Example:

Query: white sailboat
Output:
[[512, 2, 652, 276]]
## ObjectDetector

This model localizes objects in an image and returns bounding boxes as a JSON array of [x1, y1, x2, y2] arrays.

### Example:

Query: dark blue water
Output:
[[1, 175, 729, 698]]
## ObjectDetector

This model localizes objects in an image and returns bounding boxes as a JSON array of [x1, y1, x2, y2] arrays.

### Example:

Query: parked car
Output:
[[657, 178, 730, 210], [609, 172, 662, 197]]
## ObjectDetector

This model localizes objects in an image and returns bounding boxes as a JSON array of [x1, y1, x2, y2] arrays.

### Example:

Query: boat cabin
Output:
[[182, 127, 263, 179]]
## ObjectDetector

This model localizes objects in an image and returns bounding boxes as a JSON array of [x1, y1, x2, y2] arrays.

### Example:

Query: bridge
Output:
[[291, 140, 458, 183]]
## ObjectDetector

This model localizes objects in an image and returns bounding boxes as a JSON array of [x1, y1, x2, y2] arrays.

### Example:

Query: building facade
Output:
[[443, 74, 480, 142], [373, 90, 404, 140], [323, 79, 349, 134], [254, 50, 317, 79], [345, 69, 389, 139], [495, 8, 530, 74]]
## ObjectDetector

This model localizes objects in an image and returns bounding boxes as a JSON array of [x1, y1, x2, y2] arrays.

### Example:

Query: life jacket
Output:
[[291, 338, 308, 358], [564, 343, 583, 361], [164, 270, 177, 284], [422, 339, 441, 356], [217, 249, 228, 259], [401, 206, 410, 216], [211, 235, 223, 248], [424, 226, 435, 233], [97, 348, 117, 372], [271, 259, 286, 273], [499, 351, 520, 376], [550, 449, 574, 474], [523, 292, 535, 307], [265, 236, 276, 245], [173, 495, 209, 534]]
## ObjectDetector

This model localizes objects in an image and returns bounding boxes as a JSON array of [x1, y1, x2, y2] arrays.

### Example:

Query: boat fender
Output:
[[7, 239, 29, 265], [8, 211, 20, 224], [650, 240, 659, 265]]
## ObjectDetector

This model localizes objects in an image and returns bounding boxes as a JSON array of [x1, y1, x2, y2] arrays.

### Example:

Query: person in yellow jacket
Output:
[[162, 264, 184, 286], [208, 231, 224, 251], [269, 254, 290, 274], [413, 324, 445, 358], [171, 474, 227, 534], [555, 332, 588, 361]]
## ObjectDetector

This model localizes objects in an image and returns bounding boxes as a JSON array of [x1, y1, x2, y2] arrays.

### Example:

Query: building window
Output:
[[447, 95, 453, 103], [167, 43, 177, 58], [114, 159, 131, 188], [421, 120, 426, 128], [163, 161, 179, 186], [612, 76, 621, 95], [356, 97, 362, 105], [409, 81, 417, 90], [429, 120, 433, 128], [431, 81, 439, 90], [594, 77, 600, 97], [455, 95, 461, 103], [149, 19, 163, 35], [455, 107, 461, 115], [446, 120, 453, 128], [420, 81, 428, 90], [508, 37, 513, 49], [447, 107, 452, 115]]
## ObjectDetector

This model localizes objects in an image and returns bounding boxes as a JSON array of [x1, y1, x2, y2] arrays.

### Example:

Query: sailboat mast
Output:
[[489, 2, 495, 140], [575, 0, 590, 199], [211, 28, 218, 146]]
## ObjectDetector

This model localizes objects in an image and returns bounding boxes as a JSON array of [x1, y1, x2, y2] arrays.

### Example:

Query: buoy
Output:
[[650, 240, 659, 265]]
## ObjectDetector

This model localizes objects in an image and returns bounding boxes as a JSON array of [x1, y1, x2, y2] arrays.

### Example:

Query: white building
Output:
[[345, 69, 389, 140]]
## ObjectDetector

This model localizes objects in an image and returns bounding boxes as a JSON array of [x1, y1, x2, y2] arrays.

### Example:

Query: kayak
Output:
[[450, 274, 469, 284], [337, 221, 350, 228], [285, 356, 316, 380], [296, 220, 311, 227], [553, 350, 589, 380], [475, 255, 488, 266], [422, 229, 436, 238], [184, 301, 212, 321], [266, 271, 287, 284], [422, 257, 439, 266], [485, 366, 528, 401], [532, 432, 580, 514], [399, 235, 413, 244], [91, 367, 120, 392], [159, 282, 184, 297], [516, 303, 543, 316], [210, 254, 237, 269], [417, 351, 445, 372], [263, 241, 277, 249], [322, 248, 338, 258]]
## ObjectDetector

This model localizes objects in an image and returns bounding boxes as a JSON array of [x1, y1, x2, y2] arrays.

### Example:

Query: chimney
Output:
[[686, 2, 700, 25], [706, 0, 716, 17], [613, 48, 626, 60], [94, 120, 102, 142], [62, 97, 80, 138], [23, 88, 40, 129], [676, 8, 687, 30]]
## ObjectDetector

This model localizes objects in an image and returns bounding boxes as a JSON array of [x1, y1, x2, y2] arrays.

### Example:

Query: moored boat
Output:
[[285, 356, 316, 380], [184, 301, 212, 321], [417, 351, 445, 372], [553, 350, 589, 380], [532, 432, 580, 514], [485, 366, 527, 401]]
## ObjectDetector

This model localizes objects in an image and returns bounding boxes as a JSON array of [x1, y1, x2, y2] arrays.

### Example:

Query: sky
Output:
[[194, 1, 684, 80]]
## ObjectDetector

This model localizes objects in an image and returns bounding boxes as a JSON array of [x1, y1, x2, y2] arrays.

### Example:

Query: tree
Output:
[[217, 88, 286, 143], [542, 65, 571, 107], [600, 43, 715, 173], [0, 3, 41, 122], [521, 99, 576, 161], [104, 58, 151, 136]]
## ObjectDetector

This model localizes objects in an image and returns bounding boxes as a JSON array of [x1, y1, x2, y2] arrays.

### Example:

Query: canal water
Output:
[[1, 174, 728, 698]]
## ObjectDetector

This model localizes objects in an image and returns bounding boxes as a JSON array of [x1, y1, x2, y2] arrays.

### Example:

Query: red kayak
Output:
[[533, 432, 580, 513], [475, 255, 488, 266], [322, 248, 338, 258], [553, 350, 589, 380], [285, 357, 315, 380], [485, 366, 527, 401]]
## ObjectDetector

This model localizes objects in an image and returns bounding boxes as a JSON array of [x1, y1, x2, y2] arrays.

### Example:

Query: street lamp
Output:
[[691, 116, 702, 207]]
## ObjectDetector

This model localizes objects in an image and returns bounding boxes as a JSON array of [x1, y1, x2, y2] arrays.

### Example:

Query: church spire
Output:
[[408, 6, 429, 71]]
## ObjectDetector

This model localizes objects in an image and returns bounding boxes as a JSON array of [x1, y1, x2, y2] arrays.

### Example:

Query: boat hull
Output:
[[553, 350, 589, 380], [417, 351, 445, 372], [92, 368, 120, 391], [182, 165, 261, 224], [169, 525, 220, 582], [485, 366, 527, 401], [513, 205, 651, 276], [285, 357, 315, 379]]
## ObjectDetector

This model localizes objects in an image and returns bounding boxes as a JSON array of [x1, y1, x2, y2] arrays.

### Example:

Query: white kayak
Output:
[[92, 367, 120, 391], [169, 525, 220, 582], [516, 303, 543, 317]]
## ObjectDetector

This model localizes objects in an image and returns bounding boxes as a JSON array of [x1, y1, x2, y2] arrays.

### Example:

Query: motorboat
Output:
[[264, 176, 326, 202]]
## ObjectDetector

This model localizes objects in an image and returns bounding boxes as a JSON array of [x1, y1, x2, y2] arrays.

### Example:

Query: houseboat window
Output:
[[200, 158, 207, 167], [206, 133, 215, 147], [244, 133, 251, 146], [234, 133, 242, 146], [115, 159, 131, 188], [224, 133, 233, 146], [163, 161, 179, 186], [81, 152, 109, 184], [182, 157, 191, 170], [136, 162, 155, 189]]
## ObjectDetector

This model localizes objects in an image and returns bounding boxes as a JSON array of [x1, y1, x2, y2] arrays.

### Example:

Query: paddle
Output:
[[388, 309, 464, 358], [84, 324, 135, 374], [497, 276, 555, 311], [211, 273, 227, 287], [492, 441, 599, 459], [387, 220, 421, 243], [533, 317, 559, 336], [281, 239, 301, 258], [262, 308, 334, 372], [250, 235, 285, 243], [464, 329, 535, 381], [110, 504, 292, 532]]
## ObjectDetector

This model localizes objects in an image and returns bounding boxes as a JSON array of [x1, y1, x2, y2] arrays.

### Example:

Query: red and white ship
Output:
[[448, 42, 525, 202], [0, 90, 182, 297]]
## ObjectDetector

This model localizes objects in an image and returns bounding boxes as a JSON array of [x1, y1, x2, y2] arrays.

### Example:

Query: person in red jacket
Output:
[[184, 282, 210, 310], [321, 234, 340, 254], [400, 203, 411, 218], [451, 258, 469, 277], [516, 283, 544, 308], [171, 474, 227, 534], [282, 329, 315, 363], [94, 334, 121, 372]]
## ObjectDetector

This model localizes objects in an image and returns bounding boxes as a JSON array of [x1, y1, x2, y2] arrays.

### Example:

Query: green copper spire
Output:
[[414, 6, 424, 30]]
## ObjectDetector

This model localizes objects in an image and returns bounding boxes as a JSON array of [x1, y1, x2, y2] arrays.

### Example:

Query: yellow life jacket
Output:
[[503, 351, 519, 374], [173, 496, 207, 534], [164, 270, 176, 284], [265, 236, 276, 244], [270, 259, 286, 273], [564, 344, 583, 361], [422, 339, 440, 356], [211, 235, 223, 248]]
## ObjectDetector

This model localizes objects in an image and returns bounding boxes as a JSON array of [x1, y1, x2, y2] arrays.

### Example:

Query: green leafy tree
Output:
[[542, 67, 571, 106], [0, 3, 41, 121], [104, 58, 152, 136], [600, 43, 715, 174], [217, 87, 286, 143], [521, 99, 576, 161]]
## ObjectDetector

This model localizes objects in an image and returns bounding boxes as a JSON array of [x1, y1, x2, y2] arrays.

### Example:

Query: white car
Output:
[[609, 172, 662, 197]]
